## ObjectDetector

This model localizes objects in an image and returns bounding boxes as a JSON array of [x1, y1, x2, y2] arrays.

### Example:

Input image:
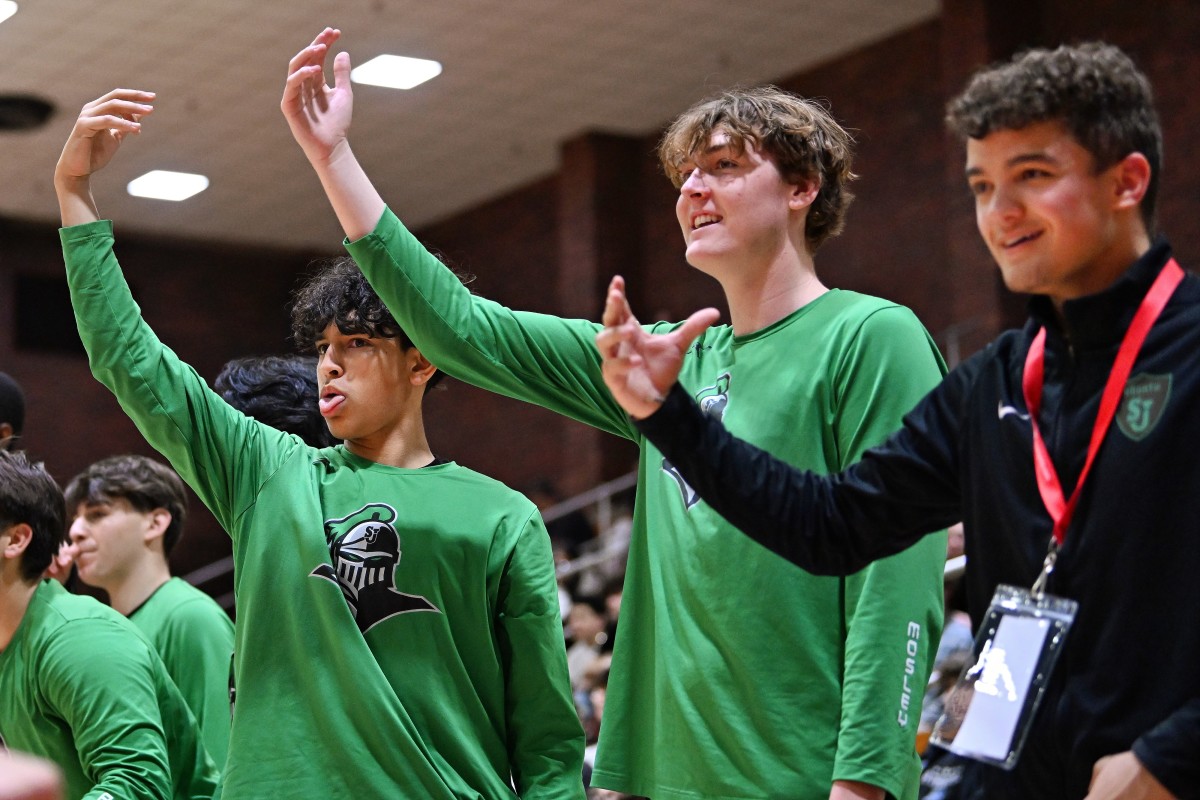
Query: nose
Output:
[[984, 183, 1022, 225], [69, 517, 87, 543], [680, 167, 708, 197], [319, 348, 343, 380]]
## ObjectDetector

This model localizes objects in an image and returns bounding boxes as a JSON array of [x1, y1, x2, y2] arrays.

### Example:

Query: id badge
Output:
[[929, 584, 1077, 769]]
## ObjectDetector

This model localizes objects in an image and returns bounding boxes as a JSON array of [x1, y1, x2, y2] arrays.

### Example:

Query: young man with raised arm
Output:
[[285, 28, 948, 800], [56, 88, 583, 799]]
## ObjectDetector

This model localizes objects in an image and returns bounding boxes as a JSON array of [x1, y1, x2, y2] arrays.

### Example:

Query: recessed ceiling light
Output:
[[0, 94, 54, 130], [0, 2, 17, 25], [127, 170, 209, 202], [351, 54, 442, 90]]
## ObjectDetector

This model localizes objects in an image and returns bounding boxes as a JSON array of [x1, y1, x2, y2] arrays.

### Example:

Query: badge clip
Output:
[[1030, 537, 1058, 599]]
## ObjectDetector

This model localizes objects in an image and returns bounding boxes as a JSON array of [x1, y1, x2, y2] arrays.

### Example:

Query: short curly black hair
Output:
[[215, 355, 337, 448], [946, 42, 1161, 230], [290, 256, 444, 391], [0, 450, 65, 581]]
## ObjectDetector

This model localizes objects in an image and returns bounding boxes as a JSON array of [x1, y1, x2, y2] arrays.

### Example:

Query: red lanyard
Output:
[[1022, 259, 1184, 547]]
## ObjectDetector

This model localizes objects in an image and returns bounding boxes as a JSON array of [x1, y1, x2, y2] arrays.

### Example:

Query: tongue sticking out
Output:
[[319, 394, 344, 416]]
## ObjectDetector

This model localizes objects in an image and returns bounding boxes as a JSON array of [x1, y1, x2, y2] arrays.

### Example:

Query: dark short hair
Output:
[[946, 42, 1161, 230], [658, 85, 857, 253], [0, 372, 26, 446], [215, 355, 337, 448], [64, 455, 188, 556], [0, 450, 65, 581], [290, 257, 445, 391]]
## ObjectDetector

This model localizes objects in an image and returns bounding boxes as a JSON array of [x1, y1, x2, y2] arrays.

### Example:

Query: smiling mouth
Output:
[[692, 214, 721, 230], [1003, 231, 1042, 249]]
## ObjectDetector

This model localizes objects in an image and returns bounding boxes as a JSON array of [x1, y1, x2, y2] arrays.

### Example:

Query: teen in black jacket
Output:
[[597, 43, 1199, 800]]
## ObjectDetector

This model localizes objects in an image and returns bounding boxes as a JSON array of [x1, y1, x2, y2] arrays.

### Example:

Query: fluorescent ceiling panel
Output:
[[351, 54, 442, 89], [127, 170, 210, 202]]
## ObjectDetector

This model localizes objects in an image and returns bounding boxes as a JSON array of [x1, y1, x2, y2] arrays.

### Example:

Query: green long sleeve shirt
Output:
[[62, 220, 584, 800], [345, 208, 949, 799]]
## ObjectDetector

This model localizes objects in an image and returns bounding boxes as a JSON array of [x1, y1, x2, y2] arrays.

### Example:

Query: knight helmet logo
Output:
[[309, 502, 440, 633], [1116, 373, 1172, 441], [662, 373, 731, 509]]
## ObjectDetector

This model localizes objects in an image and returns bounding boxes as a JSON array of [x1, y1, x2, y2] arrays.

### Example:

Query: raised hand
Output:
[[595, 275, 719, 419], [56, 89, 154, 182], [55, 88, 155, 226], [282, 27, 354, 165]]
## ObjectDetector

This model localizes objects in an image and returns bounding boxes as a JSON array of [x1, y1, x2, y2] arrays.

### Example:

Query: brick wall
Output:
[[3, 0, 1197, 577]]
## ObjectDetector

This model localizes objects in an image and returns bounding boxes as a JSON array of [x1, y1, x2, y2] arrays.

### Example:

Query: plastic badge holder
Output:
[[929, 584, 1077, 770]]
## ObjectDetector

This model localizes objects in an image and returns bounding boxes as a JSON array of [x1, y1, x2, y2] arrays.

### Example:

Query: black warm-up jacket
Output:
[[637, 239, 1200, 800]]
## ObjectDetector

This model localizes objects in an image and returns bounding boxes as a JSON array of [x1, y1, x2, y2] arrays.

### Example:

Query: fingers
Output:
[[42, 542, 78, 584], [332, 50, 353, 92], [669, 307, 720, 352], [289, 28, 339, 69], [287, 43, 327, 80], [597, 276, 647, 365], [282, 29, 352, 128], [595, 321, 641, 362], [284, 45, 329, 109], [282, 61, 323, 110], [83, 88, 156, 110], [599, 347, 637, 380], [601, 275, 631, 329], [78, 91, 155, 132], [313, 26, 341, 50], [287, 28, 340, 81], [284, 33, 337, 111]]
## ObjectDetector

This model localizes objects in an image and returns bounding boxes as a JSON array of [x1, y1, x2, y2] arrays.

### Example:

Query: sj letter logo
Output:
[[1116, 373, 1171, 441]]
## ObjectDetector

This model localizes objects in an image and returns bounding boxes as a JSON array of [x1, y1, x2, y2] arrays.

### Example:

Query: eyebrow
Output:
[[965, 151, 1059, 178], [681, 138, 737, 167]]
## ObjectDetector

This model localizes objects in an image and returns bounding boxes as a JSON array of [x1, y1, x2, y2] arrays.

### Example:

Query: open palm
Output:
[[282, 27, 355, 164]]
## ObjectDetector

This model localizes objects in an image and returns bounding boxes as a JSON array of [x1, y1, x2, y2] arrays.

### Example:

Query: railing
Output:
[[183, 555, 235, 612], [185, 472, 967, 611], [545, 471, 637, 582], [541, 470, 636, 534]]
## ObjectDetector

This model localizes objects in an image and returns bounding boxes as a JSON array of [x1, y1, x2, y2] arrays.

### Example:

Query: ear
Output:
[[788, 175, 821, 212], [0, 422, 13, 447], [143, 508, 171, 546], [2, 522, 33, 559], [1111, 151, 1151, 212], [406, 348, 439, 387]]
